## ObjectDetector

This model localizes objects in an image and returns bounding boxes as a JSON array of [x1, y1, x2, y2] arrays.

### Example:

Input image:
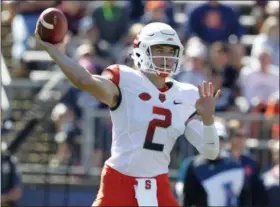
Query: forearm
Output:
[[39, 42, 118, 107], [184, 119, 219, 160]]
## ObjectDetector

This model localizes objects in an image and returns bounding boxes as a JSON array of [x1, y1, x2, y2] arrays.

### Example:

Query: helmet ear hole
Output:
[[136, 53, 140, 57]]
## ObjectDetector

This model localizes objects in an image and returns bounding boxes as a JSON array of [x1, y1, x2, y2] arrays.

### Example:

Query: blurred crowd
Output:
[[1, 0, 279, 206]]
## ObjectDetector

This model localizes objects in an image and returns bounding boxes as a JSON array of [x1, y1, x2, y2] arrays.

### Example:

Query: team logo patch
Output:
[[139, 92, 152, 101], [159, 93, 166, 103]]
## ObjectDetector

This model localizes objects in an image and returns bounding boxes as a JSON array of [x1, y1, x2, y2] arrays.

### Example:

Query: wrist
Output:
[[202, 115, 214, 126]]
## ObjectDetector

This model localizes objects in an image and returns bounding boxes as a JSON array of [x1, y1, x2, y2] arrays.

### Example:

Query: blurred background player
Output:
[[184, 0, 244, 44], [175, 119, 229, 204], [227, 120, 269, 206], [182, 119, 250, 207], [1, 120, 23, 207], [262, 139, 280, 207]]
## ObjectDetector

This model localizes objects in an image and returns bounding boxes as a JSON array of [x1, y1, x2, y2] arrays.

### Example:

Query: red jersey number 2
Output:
[[143, 106, 172, 151]]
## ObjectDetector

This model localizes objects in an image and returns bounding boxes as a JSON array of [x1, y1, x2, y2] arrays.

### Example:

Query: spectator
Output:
[[76, 43, 103, 75], [265, 91, 279, 140], [58, 1, 86, 36], [209, 42, 240, 91], [182, 120, 249, 207], [7, 0, 59, 66], [251, 16, 279, 67], [209, 69, 235, 112], [141, 1, 170, 25], [175, 37, 209, 86], [78, 14, 99, 45], [250, 4, 267, 34], [1, 154, 22, 207], [141, 0, 176, 28], [227, 42, 246, 91], [89, 1, 130, 61], [1, 120, 22, 207], [227, 120, 269, 206], [57, 1, 87, 58], [255, 0, 269, 8], [128, 0, 145, 23], [184, 0, 243, 44], [164, 0, 177, 29], [78, 15, 111, 68], [262, 139, 280, 207], [50, 103, 81, 168], [238, 46, 279, 108]]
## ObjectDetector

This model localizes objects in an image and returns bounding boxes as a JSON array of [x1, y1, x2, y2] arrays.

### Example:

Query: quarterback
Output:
[[35, 22, 221, 206]]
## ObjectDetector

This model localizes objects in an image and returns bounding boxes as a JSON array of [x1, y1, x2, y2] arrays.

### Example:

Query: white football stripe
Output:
[[40, 18, 54, 30]]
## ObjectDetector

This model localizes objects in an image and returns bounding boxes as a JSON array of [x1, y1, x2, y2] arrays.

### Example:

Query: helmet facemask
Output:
[[146, 44, 180, 77], [132, 43, 182, 77]]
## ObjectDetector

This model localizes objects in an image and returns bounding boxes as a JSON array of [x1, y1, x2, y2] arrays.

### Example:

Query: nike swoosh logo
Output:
[[173, 101, 182, 105], [207, 142, 215, 145]]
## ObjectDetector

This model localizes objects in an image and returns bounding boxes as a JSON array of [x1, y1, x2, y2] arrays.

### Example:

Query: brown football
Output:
[[37, 8, 68, 44]]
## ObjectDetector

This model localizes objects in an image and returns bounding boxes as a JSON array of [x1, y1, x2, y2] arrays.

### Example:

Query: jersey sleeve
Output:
[[101, 64, 121, 110], [102, 64, 120, 86]]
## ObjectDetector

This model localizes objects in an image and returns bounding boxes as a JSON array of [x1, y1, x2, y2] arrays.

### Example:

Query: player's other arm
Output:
[[184, 118, 219, 160], [184, 82, 221, 160], [34, 33, 119, 108]]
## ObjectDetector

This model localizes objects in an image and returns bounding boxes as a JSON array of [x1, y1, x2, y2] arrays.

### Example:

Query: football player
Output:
[[35, 22, 221, 206], [182, 121, 249, 207]]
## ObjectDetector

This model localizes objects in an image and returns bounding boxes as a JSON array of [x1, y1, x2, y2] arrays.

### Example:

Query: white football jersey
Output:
[[103, 64, 199, 177]]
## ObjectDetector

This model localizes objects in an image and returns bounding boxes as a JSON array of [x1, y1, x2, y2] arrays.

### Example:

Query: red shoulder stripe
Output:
[[102, 64, 120, 86]]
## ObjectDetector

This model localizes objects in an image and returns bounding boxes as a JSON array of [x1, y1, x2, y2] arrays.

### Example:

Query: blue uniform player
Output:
[[180, 121, 250, 206], [228, 121, 269, 206]]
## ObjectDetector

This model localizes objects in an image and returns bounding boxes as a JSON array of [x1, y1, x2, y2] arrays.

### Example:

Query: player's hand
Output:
[[34, 25, 66, 51], [34, 26, 53, 49], [195, 81, 221, 125]]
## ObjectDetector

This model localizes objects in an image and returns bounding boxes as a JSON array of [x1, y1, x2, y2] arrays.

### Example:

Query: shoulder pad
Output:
[[102, 64, 120, 86]]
